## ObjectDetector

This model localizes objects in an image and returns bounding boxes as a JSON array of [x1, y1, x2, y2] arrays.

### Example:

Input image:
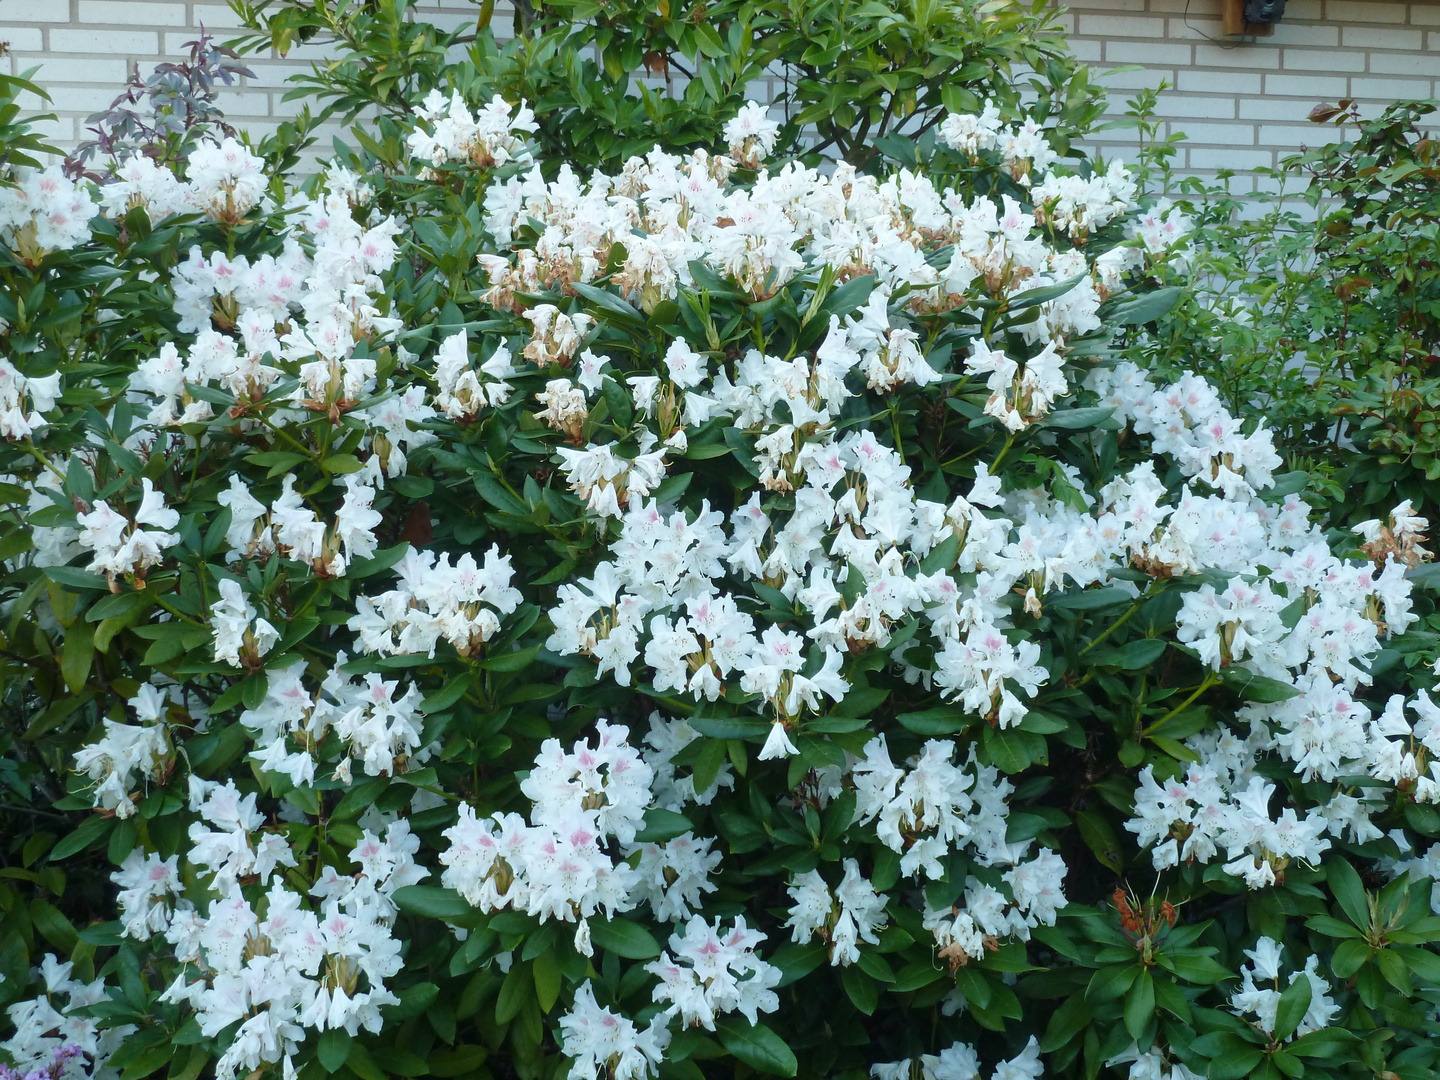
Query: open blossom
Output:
[[211, 578, 279, 668], [76, 479, 181, 582], [558, 981, 669, 1080], [646, 916, 781, 1030], [408, 91, 538, 170], [724, 102, 780, 168], [0, 166, 97, 263], [188, 138, 269, 222]]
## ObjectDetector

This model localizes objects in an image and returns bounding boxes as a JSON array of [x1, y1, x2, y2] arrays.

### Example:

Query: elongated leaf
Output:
[[392, 886, 474, 920], [589, 917, 661, 959], [716, 1019, 798, 1077]]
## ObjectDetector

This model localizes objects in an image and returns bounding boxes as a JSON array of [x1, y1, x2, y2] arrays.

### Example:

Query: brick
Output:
[[1076, 13, 1168, 36], [1148, 0, 1222, 13], [1283, 48, 1365, 71], [1173, 120, 1256, 143], [1167, 16, 1226, 39], [1258, 123, 1338, 145], [1284, 0, 1323, 16], [213, 90, 270, 117], [1097, 66, 1176, 90], [1369, 51, 1440, 75], [42, 85, 113, 112], [27, 116, 74, 142], [1349, 75, 1434, 97], [1158, 93, 1238, 118], [1104, 41, 1194, 64], [1268, 23, 1340, 46], [0, 0, 69, 21], [1187, 146, 1275, 169], [1177, 69, 1263, 94], [1325, 0, 1407, 20], [27, 56, 129, 83], [1194, 43, 1281, 67], [1414, 5, 1440, 25], [1262, 73, 1351, 96], [77, 1, 186, 24], [1239, 96, 1330, 120], [0, 27, 45, 51], [1341, 25, 1424, 48], [48, 28, 160, 53], [189, 5, 250, 28], [1069, 38, 1103, 61]]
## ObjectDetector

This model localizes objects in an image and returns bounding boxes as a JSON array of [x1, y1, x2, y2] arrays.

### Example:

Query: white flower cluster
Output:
[[557, 982, 669, 1080], [187, 138, 271, 223], [440, 721, 654, 952], [872, 1036, 1043, 1080], [1032, 160, 1138, 242], [145, 780, 422, 1080], [96, 153, 195, 219], [852, 737, 1066, 963], [1124, 496, 1428, 887], [0, 358, 63, 440], [0, 166, 97, 263], [128, 169, 403, 440], [349, 544, 521, 658], [2, 957, 133, 1078], [211, 473, 386, 580], [407, 92, 538, 172], [723, 102, 781, 168], [1228, 936, 1339, 1039], [936, 101, 1057, 184], [75, 478, 180, 584], [431, 331, 517, 420], [784, 858, 888, 965], [240, 658, 431, 785], [645, 915, 781, 1029], [72, 682, 173, 818], [211, 577, 280, 669]]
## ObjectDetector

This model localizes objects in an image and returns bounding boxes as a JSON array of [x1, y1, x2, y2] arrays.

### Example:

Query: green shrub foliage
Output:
[[0, 45, 1438, 1080]]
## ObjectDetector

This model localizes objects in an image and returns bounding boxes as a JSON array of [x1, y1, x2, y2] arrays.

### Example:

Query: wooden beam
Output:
[[1221, 0, 1276, 35]]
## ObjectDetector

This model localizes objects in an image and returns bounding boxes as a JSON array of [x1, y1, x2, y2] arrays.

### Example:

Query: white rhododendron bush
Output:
[[1, 74, 1440, 1080]]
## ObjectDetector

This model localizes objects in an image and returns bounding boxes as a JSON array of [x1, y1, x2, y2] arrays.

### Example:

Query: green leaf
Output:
[[317, 1029, 352, 1073], [1327, 858, 1370, 930], [61, 619, 96, 695], [1075, 810, 1123, 873], [1044, 406, 1116, 430], [1108, 286, 1182, 325], [494, 961, 533, 1024], [1162, 952, 1233, 984], [589, 917, 661, 959], [1330, 938, 1372, 979], [897, 707, 969, 735], [633, 808, 692, 844], [1123, 968, 1155, 1039], [1115, 638, 1167, 669], [840, 964, 878, 1015], [421, 678, 470, 714], [716, 1019, 798, 1077], [1273, 973, 1312, 1040], [1220, 667, 1301, 703], [51, 814, 111, 861], [533, 950, 562, 1013], [689, 715, 769, 739], [1050, 587, 1132, 611], [42, 566, 111, 591], [1086, 962, 1140, 1003], [392, 886, 474, 920]]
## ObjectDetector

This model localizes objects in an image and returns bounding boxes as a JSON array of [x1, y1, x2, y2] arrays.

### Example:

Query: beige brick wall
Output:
[[2, 0, 1438, 187], [0, 0, 486, 153], [1063, 0, 1440, 189]]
